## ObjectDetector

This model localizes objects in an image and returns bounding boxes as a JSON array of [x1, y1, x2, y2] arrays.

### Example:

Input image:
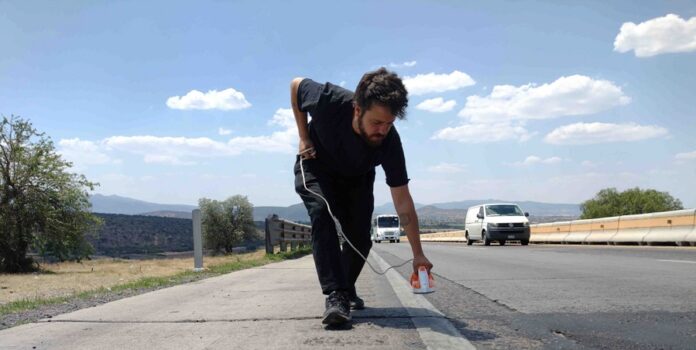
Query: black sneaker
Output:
[[349, 295, 365, 310], [322, 291, 351, 325]]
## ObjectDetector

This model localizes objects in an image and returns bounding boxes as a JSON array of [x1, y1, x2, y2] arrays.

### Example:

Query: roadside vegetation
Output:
[[580, 187, 683, 219], [1, 116, 101, 272], [199, 195, 258, 254]]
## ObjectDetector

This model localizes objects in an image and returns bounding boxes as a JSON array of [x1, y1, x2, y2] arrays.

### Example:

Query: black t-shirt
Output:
[[297, 78, 409, 187]]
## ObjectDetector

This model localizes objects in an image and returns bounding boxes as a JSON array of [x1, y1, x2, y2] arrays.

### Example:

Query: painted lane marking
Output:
[[371, 250, 476, 350], [657, 259, 696, 264]]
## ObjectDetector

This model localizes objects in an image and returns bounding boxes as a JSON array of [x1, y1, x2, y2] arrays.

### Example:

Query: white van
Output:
[[464, 203, 530, 246], [371, 214, 401, 243]]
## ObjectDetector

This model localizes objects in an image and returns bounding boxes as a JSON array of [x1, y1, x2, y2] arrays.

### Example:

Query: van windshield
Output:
[[485, 205, 523, 217], [377, 216, 399, 228]]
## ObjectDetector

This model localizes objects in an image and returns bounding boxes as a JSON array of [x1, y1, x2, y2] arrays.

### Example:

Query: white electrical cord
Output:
[[299, 152, 413, 275]]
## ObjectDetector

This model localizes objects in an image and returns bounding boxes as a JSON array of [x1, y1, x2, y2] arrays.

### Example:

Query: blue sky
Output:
[[2, 1, 695, 208]]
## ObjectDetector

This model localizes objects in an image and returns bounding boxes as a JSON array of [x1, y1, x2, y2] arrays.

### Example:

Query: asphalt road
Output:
[[373, 242, 696, 349]]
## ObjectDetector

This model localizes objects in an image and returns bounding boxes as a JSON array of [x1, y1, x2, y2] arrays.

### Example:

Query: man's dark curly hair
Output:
[[354, 67, 409, 119]]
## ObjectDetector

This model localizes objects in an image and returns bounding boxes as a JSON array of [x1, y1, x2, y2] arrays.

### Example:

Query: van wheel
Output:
[[466, 232, 473, 246], [396, 239, 400, 243], [521, 239, 529, 246], [483, 231, 491, 246], [376, 240, 381, 243], [499, 240, 506, 246]]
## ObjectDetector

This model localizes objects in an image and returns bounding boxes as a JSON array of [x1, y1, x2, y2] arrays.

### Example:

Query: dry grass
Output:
[[0, 250, 267, 305]]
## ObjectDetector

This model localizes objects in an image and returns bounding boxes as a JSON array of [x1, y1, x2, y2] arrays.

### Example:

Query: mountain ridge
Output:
[[89, 194, 581, 222]]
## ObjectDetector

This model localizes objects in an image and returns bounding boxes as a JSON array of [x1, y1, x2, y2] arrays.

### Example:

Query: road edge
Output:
[[370, 250, 476, 350]]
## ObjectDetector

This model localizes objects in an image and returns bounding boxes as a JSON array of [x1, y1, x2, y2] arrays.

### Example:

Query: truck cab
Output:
[[371, 214, 401, 243]]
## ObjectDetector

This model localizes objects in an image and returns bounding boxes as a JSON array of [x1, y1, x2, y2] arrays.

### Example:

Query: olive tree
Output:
[[0, 116, 101, 272], [199, 195, 257, 254], [580, 187, 683, 219]]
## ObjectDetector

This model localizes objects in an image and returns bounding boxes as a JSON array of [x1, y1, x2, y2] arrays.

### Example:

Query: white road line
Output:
[[657, 259, 696, 264], [370, 250, 476, 350]]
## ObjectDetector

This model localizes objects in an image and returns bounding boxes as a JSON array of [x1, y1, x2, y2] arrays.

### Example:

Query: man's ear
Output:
[[353, 105, 362, 120]]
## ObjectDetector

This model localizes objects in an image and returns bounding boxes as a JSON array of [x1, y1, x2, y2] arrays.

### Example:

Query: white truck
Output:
[[371, 214, 401, 243]]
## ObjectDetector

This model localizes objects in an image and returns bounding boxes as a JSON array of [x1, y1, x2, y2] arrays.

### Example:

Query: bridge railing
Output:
[[264, 214, 312, 254]]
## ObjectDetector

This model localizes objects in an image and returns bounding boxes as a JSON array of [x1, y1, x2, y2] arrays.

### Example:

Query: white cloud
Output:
[[339, 81, 347, 87], [143, 154, 196, 165], [267, 108, 295, 128], [227, 108, 298, 154], [416, 97, 457, 113], [104, 135, 237, 158], [427, 162, 466, 174], [225, 132, 295, 154], [403, 70, 475, 96], [544, 122, 668, 145], [614, 14, 696, 57], [432, 122, 533, 143], [581, 160, 598, 168], [166, 88, 252, 111], [648, 169, 678, 176], [675, 150, 696, 160], [509, 156, 563, 167], [459, 75, 630, 123], [218, 127, 232, 135], [58, 138, 117, 170], [96, 108, 298, 164], [389, 60, 417, 68]]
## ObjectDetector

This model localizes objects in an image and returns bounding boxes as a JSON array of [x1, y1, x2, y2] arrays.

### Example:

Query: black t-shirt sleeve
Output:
[[296, 78, 352, 120], [296, 78, 323, 114], [382, 130, 410, 187]]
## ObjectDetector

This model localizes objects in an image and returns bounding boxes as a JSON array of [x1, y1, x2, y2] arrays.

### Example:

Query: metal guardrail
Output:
[[264, 214, 312, 254]]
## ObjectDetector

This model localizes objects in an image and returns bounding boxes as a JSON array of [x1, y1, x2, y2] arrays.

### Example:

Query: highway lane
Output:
[[372, 242, 696, 349]]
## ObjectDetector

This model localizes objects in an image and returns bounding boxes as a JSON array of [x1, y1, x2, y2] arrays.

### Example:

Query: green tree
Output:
[[199, 195, 257, 254], [580, 187, 683, 219], [0, 116, 101, 272]]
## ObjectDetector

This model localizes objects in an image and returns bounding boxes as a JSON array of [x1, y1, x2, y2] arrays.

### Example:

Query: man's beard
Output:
[[358, 115, 386, 148]]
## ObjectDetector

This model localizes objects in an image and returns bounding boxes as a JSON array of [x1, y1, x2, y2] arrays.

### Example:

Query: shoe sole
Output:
[[350, 303, 365, 310], [322, 310, 351, 325]]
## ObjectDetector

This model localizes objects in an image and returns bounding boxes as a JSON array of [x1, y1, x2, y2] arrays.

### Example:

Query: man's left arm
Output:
[[390, 184, 433, 273]]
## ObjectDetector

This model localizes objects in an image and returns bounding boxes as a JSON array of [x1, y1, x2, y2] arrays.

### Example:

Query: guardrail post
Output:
[[192, 209, 204, 272], [265, 215, 273, 254]]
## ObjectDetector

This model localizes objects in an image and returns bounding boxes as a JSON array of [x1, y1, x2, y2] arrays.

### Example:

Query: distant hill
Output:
[[90, 194, 197, 215], [373, 202, 426, 214], [91, 195, 311, 222], [89, 194, 580, 224], [427, 200, 581, 217], [252, 203, 309, 222]]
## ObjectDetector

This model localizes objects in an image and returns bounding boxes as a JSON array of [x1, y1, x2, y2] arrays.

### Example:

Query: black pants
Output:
[[294, 156, 375, 295]]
